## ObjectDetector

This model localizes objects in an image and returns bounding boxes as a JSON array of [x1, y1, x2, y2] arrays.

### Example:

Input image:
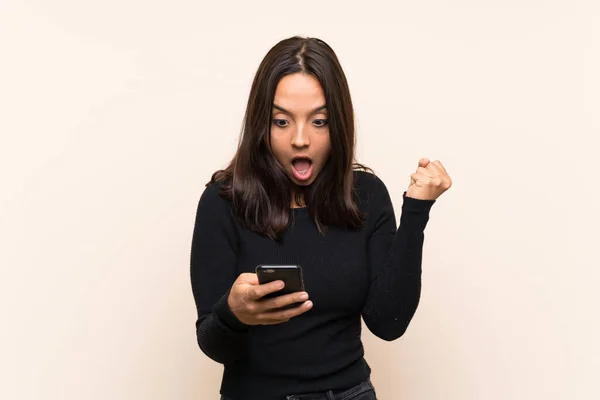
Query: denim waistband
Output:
[[286, 379, 375, 400]]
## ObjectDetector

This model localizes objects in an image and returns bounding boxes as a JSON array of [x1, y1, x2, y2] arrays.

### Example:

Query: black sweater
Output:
[[190, 170, 435, 400]]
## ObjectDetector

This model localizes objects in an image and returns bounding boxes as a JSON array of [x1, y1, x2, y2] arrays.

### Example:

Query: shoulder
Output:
[[352, 169, 392, 214], [352, 170, 395, 232], [197, 179, 233, 216], [353, 169, 384, 186], [200, 179, 223, 201], [353, 169, 390, 198], [192, 180, 240, 244]]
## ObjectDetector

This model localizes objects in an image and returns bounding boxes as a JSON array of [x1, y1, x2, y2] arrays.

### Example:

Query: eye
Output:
[[313, 119, 328, 128], [272, 119, 289, 128]]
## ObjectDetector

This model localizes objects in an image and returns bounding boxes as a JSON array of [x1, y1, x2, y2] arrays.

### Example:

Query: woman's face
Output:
[[269, 73, 331, 189]]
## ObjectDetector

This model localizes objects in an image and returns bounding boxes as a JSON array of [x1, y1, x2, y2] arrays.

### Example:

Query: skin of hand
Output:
[[406, 158, 452, 200], [227, 273, 313, 325]]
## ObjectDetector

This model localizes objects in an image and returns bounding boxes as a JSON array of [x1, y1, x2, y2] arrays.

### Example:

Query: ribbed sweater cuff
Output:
[[402, 191, 436, 212], [213, 291, 250, 334], [401, 191, 435, 231]]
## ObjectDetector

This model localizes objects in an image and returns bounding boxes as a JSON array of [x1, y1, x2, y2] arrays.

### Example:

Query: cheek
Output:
[[269, 135, 287, 162], [318, 135, 332, 159]]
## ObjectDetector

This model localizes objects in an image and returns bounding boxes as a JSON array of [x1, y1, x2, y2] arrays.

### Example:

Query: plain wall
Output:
[[1, 1, 598, 399]]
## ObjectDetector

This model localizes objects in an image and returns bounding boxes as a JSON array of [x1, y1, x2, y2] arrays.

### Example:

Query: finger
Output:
[[411, 172, 433, 186], [262, 300, 314, 323], [426, 161, 451, 189], [258, 291, 309, 312], [430, 160, 448, 174], [426, 161, 446, 176], [418, 158, 430, 168], [248, 279, 284, 300], [417, 167, 436, 178], [414, 172, 448, 190]]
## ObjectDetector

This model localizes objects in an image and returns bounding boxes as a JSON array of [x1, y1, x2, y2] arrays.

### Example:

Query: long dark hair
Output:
[[208, 36, 371, 240]]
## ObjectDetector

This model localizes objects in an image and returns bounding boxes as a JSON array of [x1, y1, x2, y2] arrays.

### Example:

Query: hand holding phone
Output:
[[227, 267, 312, 326]]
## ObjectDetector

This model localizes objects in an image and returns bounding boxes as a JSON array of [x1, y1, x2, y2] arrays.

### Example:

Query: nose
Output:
[[291, 124, 310, 148]]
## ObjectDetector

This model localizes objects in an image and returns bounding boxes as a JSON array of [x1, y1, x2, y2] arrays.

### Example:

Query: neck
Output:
[[291, 192, 306, 208]]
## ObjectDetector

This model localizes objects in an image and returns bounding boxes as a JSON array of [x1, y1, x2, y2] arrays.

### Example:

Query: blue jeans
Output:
[[220, 379, 377, 400]]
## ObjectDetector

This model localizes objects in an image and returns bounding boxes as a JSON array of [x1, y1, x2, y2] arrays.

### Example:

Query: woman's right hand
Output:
[[227, 273, 313, 325]]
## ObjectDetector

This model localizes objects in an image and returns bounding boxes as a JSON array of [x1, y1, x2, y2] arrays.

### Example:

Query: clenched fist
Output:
[[406, 158, 452, 201]]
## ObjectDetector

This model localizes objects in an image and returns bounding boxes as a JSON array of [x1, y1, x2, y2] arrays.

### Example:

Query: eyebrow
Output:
[[272, 104, 327, 115]]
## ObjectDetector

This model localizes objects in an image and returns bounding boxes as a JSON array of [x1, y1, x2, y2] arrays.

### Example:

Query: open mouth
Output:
[[291, 157, 313, 181]]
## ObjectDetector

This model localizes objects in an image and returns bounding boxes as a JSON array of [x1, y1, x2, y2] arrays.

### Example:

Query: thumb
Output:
[[238, 272, 259, 286], [419, 158, 430, 167]]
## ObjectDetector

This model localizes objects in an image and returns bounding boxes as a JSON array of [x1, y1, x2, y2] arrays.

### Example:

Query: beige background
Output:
[[1, 1, 598, 399]]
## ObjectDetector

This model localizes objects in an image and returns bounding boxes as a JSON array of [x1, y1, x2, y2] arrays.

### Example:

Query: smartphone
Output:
[[255, 265, 305, 309]]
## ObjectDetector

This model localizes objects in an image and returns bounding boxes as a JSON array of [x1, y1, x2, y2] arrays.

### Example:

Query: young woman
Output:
[[190, 36, 452, 400]]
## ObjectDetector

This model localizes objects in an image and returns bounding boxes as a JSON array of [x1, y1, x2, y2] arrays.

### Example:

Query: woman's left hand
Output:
[[406, 158, 452, 201]]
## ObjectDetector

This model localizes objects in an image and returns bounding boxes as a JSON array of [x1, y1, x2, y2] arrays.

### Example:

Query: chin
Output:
[[294, 180, 314, 187]]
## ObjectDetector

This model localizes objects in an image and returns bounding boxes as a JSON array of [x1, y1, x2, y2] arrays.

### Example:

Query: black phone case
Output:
[[256, 265, 305, 309]]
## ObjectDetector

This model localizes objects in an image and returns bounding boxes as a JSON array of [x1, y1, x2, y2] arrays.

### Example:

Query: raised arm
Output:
[[361, 176, 436, 341]]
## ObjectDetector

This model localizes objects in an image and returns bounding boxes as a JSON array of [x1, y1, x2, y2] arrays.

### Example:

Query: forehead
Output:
[[273, 73, 326, 112]]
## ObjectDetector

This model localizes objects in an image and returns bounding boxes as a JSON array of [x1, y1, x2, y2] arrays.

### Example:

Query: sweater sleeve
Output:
[[190, 183, 250, 364], [361, 176, 436, 341]]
